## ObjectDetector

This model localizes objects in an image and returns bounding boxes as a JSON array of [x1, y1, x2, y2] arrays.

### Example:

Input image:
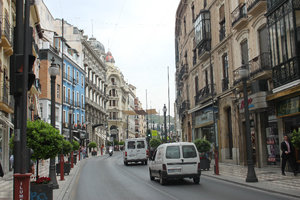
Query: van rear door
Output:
[[165, 145, 183, 175], [181, 144, 198, 174], [136, 140, 147, 160], [126, 140, 136, 160]]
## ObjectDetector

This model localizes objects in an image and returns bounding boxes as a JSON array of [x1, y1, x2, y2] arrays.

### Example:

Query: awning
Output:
[[267, 85, 300, 101], [73, 136, 80, 141]]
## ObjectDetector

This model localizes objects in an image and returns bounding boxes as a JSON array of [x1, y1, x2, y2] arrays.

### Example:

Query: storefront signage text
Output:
[[277, 96, 300, 117]]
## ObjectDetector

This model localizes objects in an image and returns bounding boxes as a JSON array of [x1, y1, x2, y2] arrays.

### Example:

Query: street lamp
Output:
[[163, 104, 167, 142], [240, 65, 258, 182], [48, 57, 60, 188]]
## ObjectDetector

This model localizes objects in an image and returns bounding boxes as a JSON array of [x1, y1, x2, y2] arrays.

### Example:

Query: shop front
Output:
[[276, 96, 300, 165], [238, 91, 278, 167], [193, 106, 218, 145]]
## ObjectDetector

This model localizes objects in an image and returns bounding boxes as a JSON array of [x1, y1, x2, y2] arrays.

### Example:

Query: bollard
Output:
[[60, 154, 64, 181]]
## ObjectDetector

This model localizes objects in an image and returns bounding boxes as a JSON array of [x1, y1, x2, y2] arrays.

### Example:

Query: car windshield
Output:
[[137, 141, 145, 149], [166, 146, 180, 159], [182, 145, 197, 158], [127, 141, 135, 149]]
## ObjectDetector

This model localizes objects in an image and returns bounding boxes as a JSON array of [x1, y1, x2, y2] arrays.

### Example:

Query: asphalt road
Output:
[[72, 152, 295, 200]]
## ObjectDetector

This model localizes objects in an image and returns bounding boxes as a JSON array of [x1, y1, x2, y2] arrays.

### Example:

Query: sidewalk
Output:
[[0, 153, 92, 200], [202, 160, 300, 198]]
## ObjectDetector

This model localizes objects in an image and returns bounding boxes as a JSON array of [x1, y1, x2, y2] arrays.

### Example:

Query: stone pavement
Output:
[[202, 160, 300, 198], [0, 153, 92, 200]]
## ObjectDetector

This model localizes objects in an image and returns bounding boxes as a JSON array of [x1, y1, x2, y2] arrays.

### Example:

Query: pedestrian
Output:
[[281, 135, 297, 176], [0, 161, 4, 177]]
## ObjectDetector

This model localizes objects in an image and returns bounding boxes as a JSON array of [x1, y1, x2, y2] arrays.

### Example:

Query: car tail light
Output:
[[125, 151, 127, 157], [162, 164, 167, 171]]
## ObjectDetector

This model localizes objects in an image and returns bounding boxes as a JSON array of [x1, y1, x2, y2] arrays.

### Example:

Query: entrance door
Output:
[[227, 108, 233, 159]]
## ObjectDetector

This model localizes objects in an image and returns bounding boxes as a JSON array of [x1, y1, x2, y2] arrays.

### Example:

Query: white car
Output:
[[148, 142, 201, 185], [123, 138, 149, 165]]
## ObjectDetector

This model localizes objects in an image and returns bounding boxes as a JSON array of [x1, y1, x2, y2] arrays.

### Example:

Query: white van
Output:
[[123, 138, 149, 165], [148, 142, 201, 185]]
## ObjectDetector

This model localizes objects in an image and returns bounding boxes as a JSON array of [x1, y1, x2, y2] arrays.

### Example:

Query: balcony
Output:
[[179, 100, 190, 115], [0, 86, 13, 113], [267, 0, 286, 11], [272, 56, 300, 88], [222, 77, 229, 92], [247, 0, 267, 16], [0, 17, 13, 56], [232, 3, 248, 30], [63, 73, 73, 83], [233, 65, 249, 85], [108, 117, 122, 122], [177, 65, 188, 81], [194, 84, 215, 105], [249, 52, 272, 78]]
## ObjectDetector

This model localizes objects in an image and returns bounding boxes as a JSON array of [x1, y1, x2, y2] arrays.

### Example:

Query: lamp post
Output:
[[48, 57, 60, 188], [163, 104, 167, 142], [240, 66, 258, 182]]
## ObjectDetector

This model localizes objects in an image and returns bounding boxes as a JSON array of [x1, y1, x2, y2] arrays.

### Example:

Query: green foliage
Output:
[[27, 120, 64, 159], [107, 141, 112, 146], [62, 140, 73, 155], [291, 129, 300, 149], [113, 139, 119, 145], [72, 140, 80, 151], [9, 134, 14, 151], [194, 138, 211, 153], [150, 138, 161, 149], [88, 142, 97, 149], [119, 141, 124, 145]]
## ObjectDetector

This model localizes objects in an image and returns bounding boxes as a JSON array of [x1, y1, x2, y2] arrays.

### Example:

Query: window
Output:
[[63, 110, 66, 123], [204, 0, 207, 8], [111, 78, 115, 85], [68, 88, 70, 103], [77, 71, 79, 83], [219, 5, 225, 42], [73, 113, 75, 124], [73, 91, 75, 105], [81, 95, 84, 108], [77, 113, 79, 123], [82, 75, 84, 87], [55, 107, 59, 121], [57, 84, 60, 98], [137, 141, 145, 149], [222, 53, 228, 78], [40, 104, 43, 117], [166, 146, 180, 159], [63, 86, 66, 102], [68, 67, 70, 79], [191, 4, 195, 22], [182, 145, 197, 158], [127, 141, 135, 149], [184, 16, 187, 35], [77, 92, 79, 106], [82, 115, 84, 124], [194, 11, 211, 46], [195, 76, 199, 93], [241, 40, 249, 65]]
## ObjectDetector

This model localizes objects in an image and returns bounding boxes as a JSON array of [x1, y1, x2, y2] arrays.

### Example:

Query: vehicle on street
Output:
[[123, 138, 149, 165], [148, 142, 201, 185]]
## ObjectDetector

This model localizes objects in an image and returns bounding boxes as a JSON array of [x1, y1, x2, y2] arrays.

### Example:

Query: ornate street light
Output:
[[239, 65, 258, 182], [163, 104, 167, 142], [48, 57, 60, 188]]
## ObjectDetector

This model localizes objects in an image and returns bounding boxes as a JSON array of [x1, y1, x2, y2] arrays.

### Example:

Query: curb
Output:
[[202, 173, 300, 199]]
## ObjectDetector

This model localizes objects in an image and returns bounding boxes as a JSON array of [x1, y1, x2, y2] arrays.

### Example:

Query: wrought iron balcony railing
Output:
[[249, 52, 271, 76], [247, 0, 266, 11], [232, 3, 247, 26], [194, 84, 215, 105]]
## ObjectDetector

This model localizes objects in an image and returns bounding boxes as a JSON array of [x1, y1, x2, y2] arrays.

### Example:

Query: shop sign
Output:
[[277, 96, 300, 117], [195, 107, 214, 127], [239, 92, 268, 113]]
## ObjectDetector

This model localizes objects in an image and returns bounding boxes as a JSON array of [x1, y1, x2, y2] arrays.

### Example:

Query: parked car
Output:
[[123, 138, 149, 165], [148, 142, 201, 185]]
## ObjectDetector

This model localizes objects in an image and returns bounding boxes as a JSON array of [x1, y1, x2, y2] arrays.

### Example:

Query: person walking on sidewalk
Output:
[[281, 135, 297, 176]]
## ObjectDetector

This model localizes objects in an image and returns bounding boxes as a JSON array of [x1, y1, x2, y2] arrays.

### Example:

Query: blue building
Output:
[[62, 46, 86, 143]]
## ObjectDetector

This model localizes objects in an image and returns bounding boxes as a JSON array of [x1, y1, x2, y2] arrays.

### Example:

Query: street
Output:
[[72, 152, 294, 200]]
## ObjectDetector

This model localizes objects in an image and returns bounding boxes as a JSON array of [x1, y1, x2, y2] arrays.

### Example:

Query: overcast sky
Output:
[[43, 0, 180, 116]]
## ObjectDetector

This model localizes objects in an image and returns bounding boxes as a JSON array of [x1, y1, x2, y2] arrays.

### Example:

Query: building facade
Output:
[[83, 37, 108, 148], [106, 52, 137, 141], [175, 0, 295, 168]]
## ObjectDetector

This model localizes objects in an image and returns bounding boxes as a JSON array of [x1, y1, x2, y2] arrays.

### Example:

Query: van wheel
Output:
[[149, 169, 154, 181], [193, 177, 200, 184], [159, 172, 167, 185]]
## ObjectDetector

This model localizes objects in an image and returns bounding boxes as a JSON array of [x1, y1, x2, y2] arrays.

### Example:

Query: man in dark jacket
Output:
[[281, 135, 297, 176]]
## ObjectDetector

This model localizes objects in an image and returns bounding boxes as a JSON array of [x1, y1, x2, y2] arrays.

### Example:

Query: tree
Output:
[[62, 140, 73, 155], [88, 142, 97, 149], [194, 138, 211, 153], [119, 141, 124, 146], [291, 129, 300, 149], [27, 120, 64, 160], [113, 139, 119, 146], [150, 138, 161, 149], [72, 140, 80, 151]]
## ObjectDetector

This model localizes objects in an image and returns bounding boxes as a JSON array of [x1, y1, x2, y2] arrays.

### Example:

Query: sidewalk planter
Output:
[[30, 183, 53, 200], [56, 163, 71, 175], [73, 154, 77, 165], [200, 157, 210, 170]]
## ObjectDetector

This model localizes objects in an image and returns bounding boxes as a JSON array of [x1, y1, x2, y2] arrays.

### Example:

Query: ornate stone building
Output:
[[83, 37, 108, 148], [106, 52, 137, 141], [175, 0, 288, 167]]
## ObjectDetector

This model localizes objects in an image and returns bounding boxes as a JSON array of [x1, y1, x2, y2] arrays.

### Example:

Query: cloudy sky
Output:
[[43, 0, 180, 116]]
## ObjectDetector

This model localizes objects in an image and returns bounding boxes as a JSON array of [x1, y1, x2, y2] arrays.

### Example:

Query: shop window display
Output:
[[266, 123, 280, 165]]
